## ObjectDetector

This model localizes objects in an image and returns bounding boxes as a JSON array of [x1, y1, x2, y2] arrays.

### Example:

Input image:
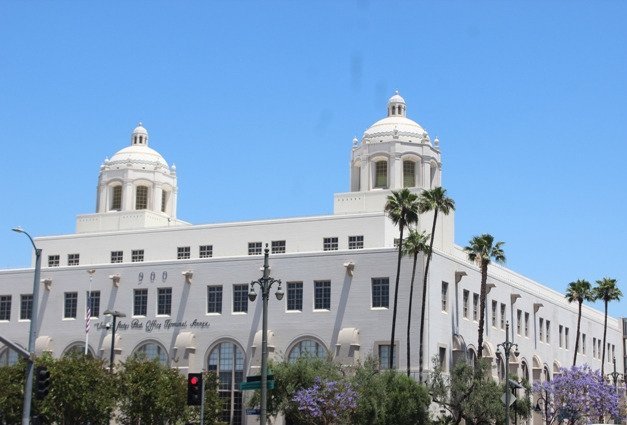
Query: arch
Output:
[[496, 353, 506, 382], [481, 341, 495, 358], [520, 358, 530, 382], [543, 365, 551, 382], [466, 344, 478, 365], [286, 336, 328, 363], [207, 339, 245, 425], [452, 334, 467, 352], [62, 341, 95, 357], [532, 355, 542, 369], [132, 340, 169, 365], [0, 343, 23, 366], [552, 360, 562, 377]]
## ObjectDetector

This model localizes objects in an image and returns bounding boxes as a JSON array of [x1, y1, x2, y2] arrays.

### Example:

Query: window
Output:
[[378, 344, 396, 370], [441, 281, 448, 312], [287, 282, 303, 312], [472, 293, 479, 321], [546, 320, 551, 344], [135, 342, 168, 365], [348, 235, 364, 250], [48, 255, 60, 267], [374, 160, 388, 188], [516, 309, 522, 335], [323, 237, 338, 251], [208, 342, 245, 425], [161, 190, 168, 213], [157, 288, 172, 316], [565, 327, 569, 350], [271, 240, 286, 254], [68, 253, 80, 266], [463, 290, 469, 319], [20, 294, 32, 320], [581, 333, 586, 355], [233, 284, 248, 313], [593, 337, 597, 357], [136, 185, 148, 209], [248, 242, 262, 256], [132, 249, 144, 262], [177, 246, 190, 260], [110, 251, 123, 263], [500, 303, 506, 330], [539, 318, 544, 342], [438, 347, 447, 372], [87, 290, 100, 317], [199, 245, 213, 258], [288, 339, 326, 362], [491, 300, 497, 327], [111, 186, 122, 210], [207, 286, 223, 314], [314, 280, 331, 310], [371, 278, 389, 308], [134, 289, 148, 316], [559, 325, 564, 348], [524, 312, 529, 336], [64, 292, 77, 319], [597, 339, 601, 359], [0, 295, 11, 321], [403, 161, 416, 187]]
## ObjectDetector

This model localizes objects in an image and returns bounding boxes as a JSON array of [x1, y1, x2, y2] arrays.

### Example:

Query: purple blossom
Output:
[[292, 378, 357, 424]]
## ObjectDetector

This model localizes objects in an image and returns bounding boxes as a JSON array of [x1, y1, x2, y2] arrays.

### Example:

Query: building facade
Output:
[[0, 94, 624, 424]]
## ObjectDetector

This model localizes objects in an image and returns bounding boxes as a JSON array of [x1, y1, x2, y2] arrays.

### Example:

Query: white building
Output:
[[0, 93, 623, 424]]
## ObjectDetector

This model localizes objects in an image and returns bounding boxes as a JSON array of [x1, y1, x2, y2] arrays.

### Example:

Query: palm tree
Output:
[[401, 229, 430, 377], [463, 234, 506, 362], [565, 279, 594, 366], [593, 277, 622, 376], [384, 188, 419, 370], [417, 186, 455, 379]]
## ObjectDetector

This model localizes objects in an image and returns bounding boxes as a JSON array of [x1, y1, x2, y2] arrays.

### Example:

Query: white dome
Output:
[[362, 116, 427, 144], [108, 145, 169, 170], [388, 92, 406, 105], [133, 123, 148, 135]]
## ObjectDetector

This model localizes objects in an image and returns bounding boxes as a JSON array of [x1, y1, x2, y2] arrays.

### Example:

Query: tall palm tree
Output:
[[417, 186, 455, 379], [565, 279, 594, 366], [401, 229, 430, 377], [384, 188, 419, 370], [463, 234, 506, 362], [593, 277, 622, 376]]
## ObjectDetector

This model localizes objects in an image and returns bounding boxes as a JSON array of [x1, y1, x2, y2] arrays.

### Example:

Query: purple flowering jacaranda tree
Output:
[[292, 377, 357, 425]]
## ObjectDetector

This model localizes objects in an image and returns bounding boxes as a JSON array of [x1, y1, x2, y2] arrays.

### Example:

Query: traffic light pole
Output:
[[200, 370, 205, 425]]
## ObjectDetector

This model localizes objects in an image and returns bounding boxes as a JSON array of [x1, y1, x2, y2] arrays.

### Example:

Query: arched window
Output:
[[63, 343, 95, 357], [135, 186, 148, 210], [134, 341, 168, 365], [521, 360, 529, 382], [0, 346, 19, 367], [209, 342, 244, 425], [374, 161, 388, 189], [467, 348, 477, 366], [111, 186, 122, 211], [288, 339, 327, 363], [496, 353, 506, 382], [543, 366, 551, 382], [403, 161, 416, 187], [161, 190, 168, 213]]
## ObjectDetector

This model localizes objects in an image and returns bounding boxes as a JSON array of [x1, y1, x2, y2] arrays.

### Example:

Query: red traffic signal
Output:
[[187, 373, 203, 406], [189, 375, 199, 386]]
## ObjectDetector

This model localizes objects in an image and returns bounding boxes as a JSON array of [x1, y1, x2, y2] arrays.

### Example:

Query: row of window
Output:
[[108, 185, 170, 213], [45, 236, 366, 267], [373, 160, 419, 189]]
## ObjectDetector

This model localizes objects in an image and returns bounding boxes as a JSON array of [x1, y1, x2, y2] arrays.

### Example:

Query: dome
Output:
[[388, 91, 406, 105], [106, 123, 169, 171], [362, 92, 428, 144], [133, 123, 148, 136]]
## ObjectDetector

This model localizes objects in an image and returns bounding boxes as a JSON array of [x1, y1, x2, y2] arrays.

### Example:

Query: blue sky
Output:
[[1, 2, 625, 318]]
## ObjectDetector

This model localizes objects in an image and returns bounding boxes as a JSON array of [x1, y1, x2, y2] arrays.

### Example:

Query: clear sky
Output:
[[1, 1, 625, 318]]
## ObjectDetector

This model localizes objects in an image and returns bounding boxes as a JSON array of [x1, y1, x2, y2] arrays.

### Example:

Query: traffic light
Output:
[[35, 365, 51, 400], [187, 372, 203, 406]]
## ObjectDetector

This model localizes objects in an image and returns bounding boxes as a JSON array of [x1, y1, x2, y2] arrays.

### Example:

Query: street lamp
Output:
[[248, 244, 283, 425], [607, 357, 624, 390], [103, 310, 126, 373], [12, 227, 42, 425], [497, 321, 520, 425], [534, 391, 549, 425]]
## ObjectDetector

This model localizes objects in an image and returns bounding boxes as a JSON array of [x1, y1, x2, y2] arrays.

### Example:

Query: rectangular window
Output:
[[565, 327, 569, 350], [560, 325, 564, 348], [199, 245, 213, 258], [233, 284, 248, 313], [110, 251, 123, 263], [271, 240, 286, 254], [375, 161, 388, 188], [157, 288, 172, 316], [491, 300, 497, 327], [472, 293, 479, 321], [524, 312, 529, 336], [348, 235, 364, 250], [403, 161, 416, 188], [463, 290, 469, 319], [581, 334, 586, 355], [136, 186, 148, 210], [87, 290, 100, 317], [597, 339, 601, 359], [177, 246, 191, 260], [0, 295, 11, 321], [516, 309, 522, 335], [372, 278, 389, 308], [161, 190, 167, 213], [539, 318, 544, 342], [111, 186, 122, 210], [47, 255, 60, 267], [287, 282, 303, 312], [20, 294, 32, 320], [64, 292, 77, 319], [378, 344, 396, 370], [323, 237, 338, 251], [131, 249, 144, 262], [546, 320, 551, 344], [207, 286, 223, 314], [441, 281, 448, 312], [134, 289, 148, 316], [68, 253, 80, 266], [314, 280, 331, 310], [500, 303, 506, 330], [248, 242, 262, 256], [438, 346, 447, 372]]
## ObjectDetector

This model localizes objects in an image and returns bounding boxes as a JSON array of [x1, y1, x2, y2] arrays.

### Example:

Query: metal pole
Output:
[[260, 248, 270, 425], [85, 270, 95, 355], [109, 315, 116, 374], [14, 227, 41, 425], [200, 369, 205, 425], [504, 322, 511, 425]]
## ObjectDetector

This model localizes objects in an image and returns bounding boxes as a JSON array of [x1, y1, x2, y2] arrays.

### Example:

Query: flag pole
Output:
[[85, 269, 96, 355]]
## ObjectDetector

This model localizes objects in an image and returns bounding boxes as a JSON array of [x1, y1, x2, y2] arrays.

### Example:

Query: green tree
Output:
[[401, 229, 430, 377], [187, 369, 225, 425], [384, 188, 419, 369], [117, 355, 188, 425], [593, 277, 622, 376], [417, 187, 454, 378], [463, 234, 506, 361], [0, 359, 26, 424], [565, 279, 594, 366]]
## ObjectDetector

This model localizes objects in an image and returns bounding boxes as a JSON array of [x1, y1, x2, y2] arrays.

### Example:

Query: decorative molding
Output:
[[182, 270, 193, 284], [486, 283, 496, 294], [343, 262, 355, 276], [109, 274, 121, 287], [533, 303, 543, 313], [41, 278, 52, 291], [510, 293, 522, 304], [455, 271, 467, 284]]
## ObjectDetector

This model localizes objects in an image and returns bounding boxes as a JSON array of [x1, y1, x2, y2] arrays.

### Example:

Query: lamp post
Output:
[[497, 321, 519, 425], [533, 392, 549, 425], [248, 244, 283, 425], [12, 227, 42, 425], [607, 356, 624, 390], [103, 310, 125, 373]]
